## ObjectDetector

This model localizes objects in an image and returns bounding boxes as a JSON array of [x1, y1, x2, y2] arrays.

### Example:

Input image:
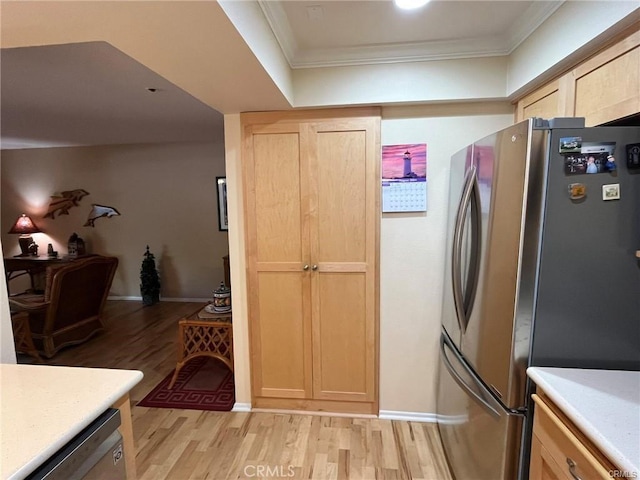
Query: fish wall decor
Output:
[[44, 189, 90, 219], [84, 204, 121, 227]]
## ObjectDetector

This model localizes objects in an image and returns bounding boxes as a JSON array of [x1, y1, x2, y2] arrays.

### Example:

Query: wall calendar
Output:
[[381, 143, 427, 213]]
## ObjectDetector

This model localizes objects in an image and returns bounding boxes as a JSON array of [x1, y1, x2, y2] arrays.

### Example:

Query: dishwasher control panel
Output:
[[26, 408, 125, 480]]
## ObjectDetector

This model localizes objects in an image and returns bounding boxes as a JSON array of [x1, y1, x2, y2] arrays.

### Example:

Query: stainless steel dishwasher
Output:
[[26, 408, 126, 480]]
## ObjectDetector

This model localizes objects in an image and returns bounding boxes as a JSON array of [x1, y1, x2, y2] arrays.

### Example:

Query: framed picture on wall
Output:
[[216, 177, 228, 231]]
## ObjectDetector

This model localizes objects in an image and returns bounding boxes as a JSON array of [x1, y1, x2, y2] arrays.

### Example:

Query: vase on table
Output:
[[212, 282, 231, 313]]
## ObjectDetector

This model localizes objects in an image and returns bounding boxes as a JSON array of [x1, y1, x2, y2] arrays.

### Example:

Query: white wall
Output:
[[379, 103, 514, 414], [223, 114, 252, 407], [218, 0, 294, 106], [1, 142, 228, 300], [293, 57, 508, 107], [0, 237, 17, 364]]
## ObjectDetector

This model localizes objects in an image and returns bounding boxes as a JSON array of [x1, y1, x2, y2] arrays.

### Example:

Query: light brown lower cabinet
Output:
[[241, 108, 380, 415], [529, 393, 616, 480]]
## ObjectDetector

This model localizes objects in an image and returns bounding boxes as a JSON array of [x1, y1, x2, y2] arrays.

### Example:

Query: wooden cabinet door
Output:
[[516, 79, 566, 122], [243, 123, 313, 399], [529, 435, 571, 480], [243, 109, 380, 413], [571, 30, 640, 126], [516, 28, 639, 126], [307, 119, 379, 403], [530, 394, 614, 480]]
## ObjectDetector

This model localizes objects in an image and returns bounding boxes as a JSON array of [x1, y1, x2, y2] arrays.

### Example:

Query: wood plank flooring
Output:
[[19, 300, 453, 480]]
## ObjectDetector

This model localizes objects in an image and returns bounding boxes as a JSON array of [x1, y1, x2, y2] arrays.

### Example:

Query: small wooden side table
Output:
[[10, 312, 43, 363], [168, 306, 233, 389]]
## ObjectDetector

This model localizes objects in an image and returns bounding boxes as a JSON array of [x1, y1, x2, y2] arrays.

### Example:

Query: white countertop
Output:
[[527, 367, 640, 475], [0, 364, 143, 480]]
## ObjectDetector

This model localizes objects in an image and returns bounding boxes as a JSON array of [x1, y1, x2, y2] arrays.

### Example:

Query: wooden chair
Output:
[[8, 256, 118, 358]]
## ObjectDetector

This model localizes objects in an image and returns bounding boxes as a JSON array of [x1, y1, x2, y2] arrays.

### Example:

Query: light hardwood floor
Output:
[[20, 300, 453, 480]]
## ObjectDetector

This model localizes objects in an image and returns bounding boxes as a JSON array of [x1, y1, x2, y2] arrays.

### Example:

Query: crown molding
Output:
[[505, 1, 565, 53], [259, 0, 565, 69], [291, 36, 510, 69], [257, 0, 297, 68]]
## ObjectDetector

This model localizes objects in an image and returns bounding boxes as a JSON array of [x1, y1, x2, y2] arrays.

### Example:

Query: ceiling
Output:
[[0, 0, 563, 150], [1, 42, 225, 150], [262, 0, 562, 67]]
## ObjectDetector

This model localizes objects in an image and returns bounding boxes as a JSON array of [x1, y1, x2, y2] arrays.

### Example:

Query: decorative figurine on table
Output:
[[27, 241, 39, 256], [67, 233, 86, 258], [212, 282, 232, 313], [47, 243, 59, 258]]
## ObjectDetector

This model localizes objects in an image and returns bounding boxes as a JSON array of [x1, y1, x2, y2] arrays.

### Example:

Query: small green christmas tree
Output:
[[140, 245, 160, 306]]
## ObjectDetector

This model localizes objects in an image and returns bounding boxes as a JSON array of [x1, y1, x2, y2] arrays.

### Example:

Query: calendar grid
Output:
[[382, 179, 427, 212]]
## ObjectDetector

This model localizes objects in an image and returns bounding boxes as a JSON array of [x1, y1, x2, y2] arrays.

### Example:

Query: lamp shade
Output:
[[9, 214, 41, 235]]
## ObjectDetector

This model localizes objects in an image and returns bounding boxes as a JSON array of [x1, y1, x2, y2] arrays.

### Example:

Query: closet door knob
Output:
[[303, 264, 310, 271], [312, 265, 318, 271]]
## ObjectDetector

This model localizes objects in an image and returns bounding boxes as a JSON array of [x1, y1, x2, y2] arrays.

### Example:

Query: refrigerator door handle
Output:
[[440, 333, 500, 419], [462, 171, 482, 329], [452, 166, 479, 333]]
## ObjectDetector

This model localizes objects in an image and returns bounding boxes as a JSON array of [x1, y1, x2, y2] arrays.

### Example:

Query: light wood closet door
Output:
[[307, 119, 378, 402], [244, 124, 313, 399], [243, 108, 380, 413]]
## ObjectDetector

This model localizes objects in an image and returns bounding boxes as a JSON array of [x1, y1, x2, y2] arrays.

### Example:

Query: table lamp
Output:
[[8, 214, 42, 257]]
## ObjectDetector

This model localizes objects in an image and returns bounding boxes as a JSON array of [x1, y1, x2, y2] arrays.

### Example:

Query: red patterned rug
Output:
[[138, 357, 235, 411]]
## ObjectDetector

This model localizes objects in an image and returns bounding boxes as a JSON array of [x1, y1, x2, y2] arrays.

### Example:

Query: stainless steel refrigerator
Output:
[[436, 118, 640, 480]]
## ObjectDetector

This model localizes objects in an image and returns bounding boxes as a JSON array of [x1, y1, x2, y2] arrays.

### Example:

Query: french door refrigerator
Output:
[[436, 118, 640, 480]]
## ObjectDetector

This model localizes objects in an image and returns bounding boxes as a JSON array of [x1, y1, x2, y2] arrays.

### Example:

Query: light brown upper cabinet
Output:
[[516, 27, 639, 126], [571, 30, 640, 126], [516, 79, 563, 122], [242, 108, 381, 415]]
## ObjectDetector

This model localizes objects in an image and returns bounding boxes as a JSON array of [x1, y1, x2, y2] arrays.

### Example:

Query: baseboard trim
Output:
[[378, 410, 438, 423], [434, 413, 469, 425], [232, 402, 252, 412], [230, 408, 465, 424], [159, 297, 211, 302], [232, 406, 440, 422], [251, 408, 377, 419], [107, 296, 210, 302]]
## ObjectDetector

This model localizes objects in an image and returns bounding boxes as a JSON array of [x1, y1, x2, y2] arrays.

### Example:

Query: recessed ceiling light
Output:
[[394, 0, 430, 10]]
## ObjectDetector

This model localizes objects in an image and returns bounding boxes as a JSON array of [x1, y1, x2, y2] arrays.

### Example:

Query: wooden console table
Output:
[[168, 306, 233, 389], [4, 256, 68, 293]]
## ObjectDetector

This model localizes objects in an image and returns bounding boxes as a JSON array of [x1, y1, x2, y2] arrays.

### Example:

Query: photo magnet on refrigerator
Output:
[[627, 143, 640, 170], [602, 184, 620, 201], [568, 183, 586, 200], [563, 142, 617, 175], [560, 137, 582, 153]]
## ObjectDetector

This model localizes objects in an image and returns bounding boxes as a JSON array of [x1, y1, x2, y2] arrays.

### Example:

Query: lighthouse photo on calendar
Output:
[[381, 143, 427, 213]]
